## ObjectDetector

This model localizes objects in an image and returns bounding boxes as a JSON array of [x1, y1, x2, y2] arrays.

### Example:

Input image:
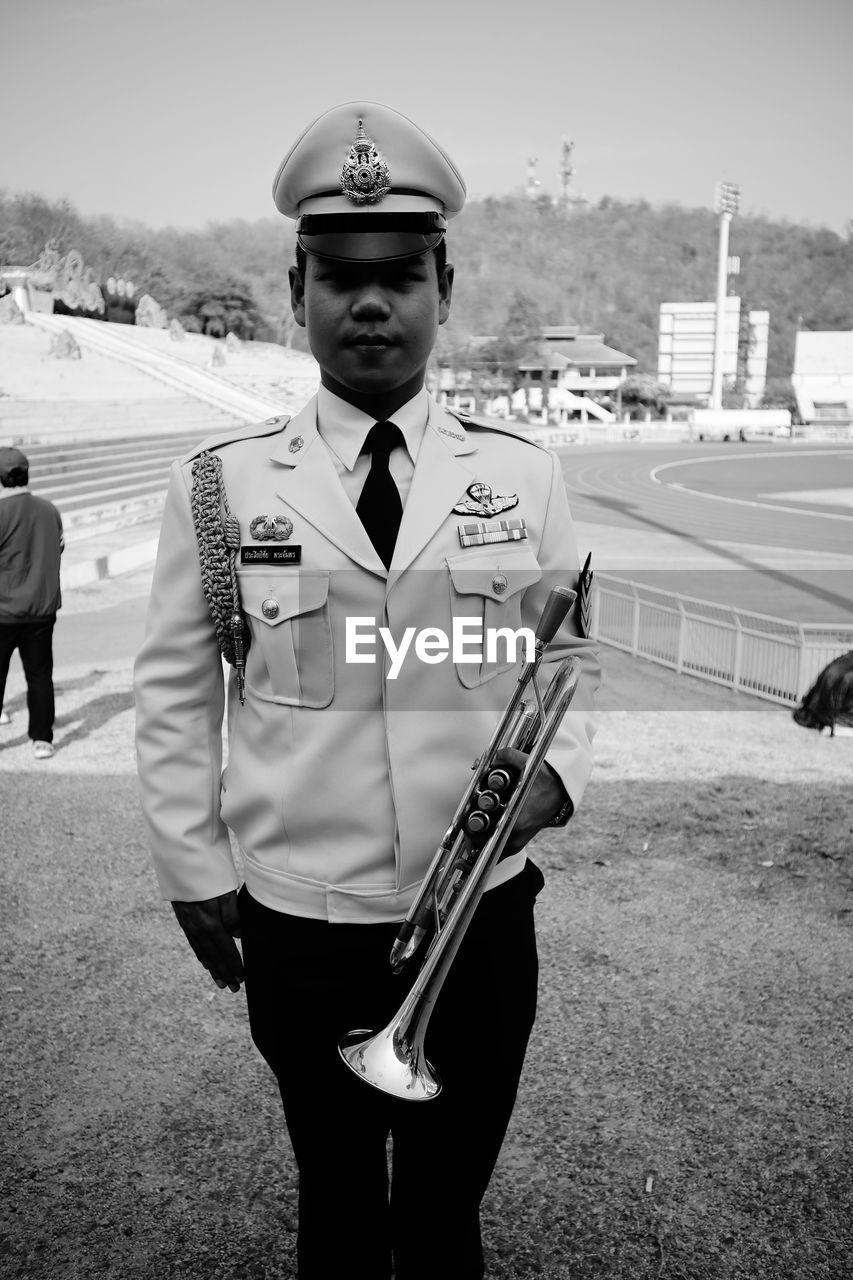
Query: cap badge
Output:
[[341, 118, 391, 206], [452, 482, 519, 518], [250, 514, 294, 542]]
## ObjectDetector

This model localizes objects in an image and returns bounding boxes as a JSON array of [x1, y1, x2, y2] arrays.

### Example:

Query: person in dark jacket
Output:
[[0, 446, 64, 758]]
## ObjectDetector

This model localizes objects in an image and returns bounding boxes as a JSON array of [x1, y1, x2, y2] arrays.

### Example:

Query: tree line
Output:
[[2, 189, 851, 400]]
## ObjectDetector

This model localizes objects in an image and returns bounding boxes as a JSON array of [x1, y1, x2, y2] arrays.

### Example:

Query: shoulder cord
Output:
[[190, 450, 248, 702]]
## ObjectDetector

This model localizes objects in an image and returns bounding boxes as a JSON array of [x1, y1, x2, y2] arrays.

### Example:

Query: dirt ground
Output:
[[1, 636, 851, 1279]]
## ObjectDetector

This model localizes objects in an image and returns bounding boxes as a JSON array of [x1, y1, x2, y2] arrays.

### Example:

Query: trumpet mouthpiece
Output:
[[390, 923, 426, 973], [535, 586, 577, 647]]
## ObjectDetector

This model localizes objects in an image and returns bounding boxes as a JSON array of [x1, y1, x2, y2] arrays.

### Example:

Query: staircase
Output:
[[1, 395, 251, 539], [0, 313, 306, 573], [26, 426, 221, 539], [0, 396, 244, 443], [0, 311, 303, 546]]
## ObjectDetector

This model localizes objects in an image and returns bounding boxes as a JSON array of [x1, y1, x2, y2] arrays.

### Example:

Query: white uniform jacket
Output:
[[134, 395, 599, 922]]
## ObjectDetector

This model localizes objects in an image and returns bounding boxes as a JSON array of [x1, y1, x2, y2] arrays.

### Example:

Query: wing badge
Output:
[[452, 482, 519, 518]]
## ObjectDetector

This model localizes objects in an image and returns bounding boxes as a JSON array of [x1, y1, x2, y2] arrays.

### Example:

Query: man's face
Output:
[[289, 248, 453, 408]]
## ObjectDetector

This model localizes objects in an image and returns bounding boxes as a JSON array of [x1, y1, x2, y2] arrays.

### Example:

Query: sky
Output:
[[2, 0, 852, 234]]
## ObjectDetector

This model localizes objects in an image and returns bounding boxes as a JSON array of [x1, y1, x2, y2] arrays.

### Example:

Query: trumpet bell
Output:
[[338, 1026, 442, 1102]]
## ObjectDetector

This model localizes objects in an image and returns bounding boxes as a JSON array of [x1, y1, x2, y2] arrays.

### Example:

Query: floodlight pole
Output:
[[710, 181, 740, 411]]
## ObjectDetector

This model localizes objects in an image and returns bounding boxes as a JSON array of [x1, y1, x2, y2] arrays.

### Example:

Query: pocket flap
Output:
[[446, 548, 542, 602], [240, 570, 330, 627]]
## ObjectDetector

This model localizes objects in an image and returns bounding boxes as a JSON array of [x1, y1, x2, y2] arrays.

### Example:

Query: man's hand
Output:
[[491, 749, 572, 856], [171, 891, 245, 992]]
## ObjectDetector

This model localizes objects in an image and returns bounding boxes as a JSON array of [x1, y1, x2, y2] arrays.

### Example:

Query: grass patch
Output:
[[2, 691, 851, 1278], [482, 776, 853, 1279]]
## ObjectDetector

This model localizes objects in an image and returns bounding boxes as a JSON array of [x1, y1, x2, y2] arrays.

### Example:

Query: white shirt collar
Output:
[[317, 384, 429, 471], [0, 485, 29, 500]]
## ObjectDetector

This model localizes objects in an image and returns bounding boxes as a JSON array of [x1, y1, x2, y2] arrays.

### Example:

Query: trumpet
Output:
[[339, 585, 581, 1101]]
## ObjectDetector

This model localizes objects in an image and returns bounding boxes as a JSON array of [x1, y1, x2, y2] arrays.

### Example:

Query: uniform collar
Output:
[[265, 394, 479, 576], [317, 384, 428, 471], [0, 486, 29, 500], [267, 393, 477, 469]]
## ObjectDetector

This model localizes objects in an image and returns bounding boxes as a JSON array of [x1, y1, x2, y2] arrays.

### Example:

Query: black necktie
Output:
[[356, 421, 404, 569]]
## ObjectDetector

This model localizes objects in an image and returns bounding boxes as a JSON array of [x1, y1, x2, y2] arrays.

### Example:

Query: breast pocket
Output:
[[446, 549, 542, 687], [239, 570, 333, 706]]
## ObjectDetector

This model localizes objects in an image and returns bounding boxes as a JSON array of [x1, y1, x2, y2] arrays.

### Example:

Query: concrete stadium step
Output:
[[1, 397, 246, 444], [27, 429, 200, 455], [2, 398, 229, 422], [63, 492, 166, 538], [26, 429, 202, 477], [20, 425, 221, 532], [27, 432, 203, 470], [46, 474, 172, 515], [34, 457, 181, 494], [7, 399, 250, 535], [26, 437, 203, 477]]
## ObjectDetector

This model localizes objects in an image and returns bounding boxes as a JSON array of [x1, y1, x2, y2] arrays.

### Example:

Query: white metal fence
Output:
[[593, 575, 853, 705]]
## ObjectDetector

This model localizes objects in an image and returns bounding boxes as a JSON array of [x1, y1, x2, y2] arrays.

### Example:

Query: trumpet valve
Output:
[[485, 766, 513, 793], [465, 810, 491, 836], [475, 789, 502, 813]]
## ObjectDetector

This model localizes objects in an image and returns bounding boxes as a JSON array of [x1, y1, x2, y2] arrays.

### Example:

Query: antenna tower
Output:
[[559, 139, 575, 212], [525, 156, 540, 200]]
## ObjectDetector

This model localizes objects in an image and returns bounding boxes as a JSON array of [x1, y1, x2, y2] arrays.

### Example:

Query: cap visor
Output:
[[297, 229, 444, 262]]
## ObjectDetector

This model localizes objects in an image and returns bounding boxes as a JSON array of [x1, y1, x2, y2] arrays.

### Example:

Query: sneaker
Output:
[[0, 712, 10, 726], [33, 741, 55, 759]]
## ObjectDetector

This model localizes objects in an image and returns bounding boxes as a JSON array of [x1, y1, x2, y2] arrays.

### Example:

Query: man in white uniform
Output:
[[135, 101, 598, 1280]]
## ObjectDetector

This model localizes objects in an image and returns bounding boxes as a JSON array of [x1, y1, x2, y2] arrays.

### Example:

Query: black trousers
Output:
[[0, 616, 56, 742], [239, 859, 544, 1280]]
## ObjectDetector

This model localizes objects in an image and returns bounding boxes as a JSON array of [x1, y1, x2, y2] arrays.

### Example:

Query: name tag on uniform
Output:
[[457, 519, 527, 548], [241, 545, 303, 565]]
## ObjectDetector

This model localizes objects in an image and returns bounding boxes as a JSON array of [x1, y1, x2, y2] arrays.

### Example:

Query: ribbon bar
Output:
[[457, 518, 528, 548]]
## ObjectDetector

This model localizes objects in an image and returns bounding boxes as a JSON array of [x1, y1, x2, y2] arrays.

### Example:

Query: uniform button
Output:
[[261, 598, 280, 619], [492, 574, 508, 595]]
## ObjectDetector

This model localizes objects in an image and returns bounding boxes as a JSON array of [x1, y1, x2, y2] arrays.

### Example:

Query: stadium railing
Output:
[[593, 575, 853, 705]]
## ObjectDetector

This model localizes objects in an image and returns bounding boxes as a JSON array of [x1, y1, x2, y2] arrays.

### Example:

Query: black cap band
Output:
[[296, 209, 448, 262], [296, 211, 447, 236]]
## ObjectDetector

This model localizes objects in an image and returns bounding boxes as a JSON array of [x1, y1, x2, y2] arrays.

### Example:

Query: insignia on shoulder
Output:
[[458, 518, 527, 548], [250, 514, 294, 542], [452, 482, 519, 518], [438, 421, 466, 443]]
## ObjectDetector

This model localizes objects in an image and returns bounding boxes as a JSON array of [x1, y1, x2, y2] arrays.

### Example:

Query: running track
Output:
[[557, 443, 853, 623]]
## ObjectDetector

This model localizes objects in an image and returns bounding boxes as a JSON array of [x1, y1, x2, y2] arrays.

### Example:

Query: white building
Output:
[[658, 300, 740, 400], [658, 300, 770, 407], [517, 324, 636, 407], [792, 332, 853, 425]]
